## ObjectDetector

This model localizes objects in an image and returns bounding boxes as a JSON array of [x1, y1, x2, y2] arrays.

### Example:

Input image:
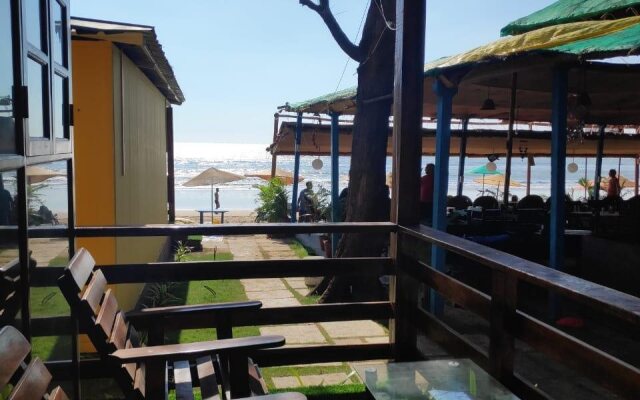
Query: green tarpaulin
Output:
[[501, 0, 640, 36]]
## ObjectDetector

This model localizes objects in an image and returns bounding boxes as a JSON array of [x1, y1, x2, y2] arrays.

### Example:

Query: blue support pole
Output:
[[330, 112, 340, 256], [430, 79, 457, 316], [549, 67, 568, 319], [291, 113, 302, 222]]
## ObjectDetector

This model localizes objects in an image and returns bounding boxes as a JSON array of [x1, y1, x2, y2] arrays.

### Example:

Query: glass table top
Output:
[[354, 359, 519, 400]]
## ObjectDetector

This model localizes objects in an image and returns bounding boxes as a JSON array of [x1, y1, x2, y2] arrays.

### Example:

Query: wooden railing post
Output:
[[145, 359, 168, 399], [389, 0, 427, 361], [489, 270, 517, 382]]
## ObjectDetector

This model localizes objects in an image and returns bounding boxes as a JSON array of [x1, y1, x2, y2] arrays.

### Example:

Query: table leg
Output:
[[221, 212, 225, 224], [200, 212, 204, 224]]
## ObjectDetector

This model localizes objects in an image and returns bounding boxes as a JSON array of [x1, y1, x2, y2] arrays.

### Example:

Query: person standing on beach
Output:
[[298, 181, 314, 222], [214, 188, 220, 209], [420, 163, 435, 223]]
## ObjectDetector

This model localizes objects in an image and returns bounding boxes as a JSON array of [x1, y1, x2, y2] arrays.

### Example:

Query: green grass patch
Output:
[[271, 383, 365, 397], [262, 364, 359, 388], [47, 253, 69, 266], [183, 251, 233, 262], [289, 239, 316, 258], [175, 251, 260, 343], [187, 235, 203, 241], [282, 279, 319, 306]]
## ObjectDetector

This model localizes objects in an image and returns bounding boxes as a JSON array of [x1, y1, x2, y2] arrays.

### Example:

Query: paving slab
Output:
[[294, 288, 309, 297], [245, 289, 293, 300], [272, 376, 300, 389], [363, 336, 390, 344], [240, 279, 287, 292], [260, 324, 326, 344], [333, 338, 363, 345], [300, 373, 350, 386], [320, 320, 386, 339], [260, 298, 301, 308], [284, 278, 308, 289]]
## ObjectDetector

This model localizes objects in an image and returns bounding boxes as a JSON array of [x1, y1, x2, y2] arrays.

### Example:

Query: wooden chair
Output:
[[58, 248, 296, 400], [0, 325, 69, 400], [0, 260, 20, 326]]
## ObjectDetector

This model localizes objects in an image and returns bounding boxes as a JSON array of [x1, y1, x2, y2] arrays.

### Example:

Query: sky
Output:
[[72, 1, 555, 144]]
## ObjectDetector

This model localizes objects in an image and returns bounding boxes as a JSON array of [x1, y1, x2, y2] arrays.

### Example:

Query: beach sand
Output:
[[176, 209, 256, 224]]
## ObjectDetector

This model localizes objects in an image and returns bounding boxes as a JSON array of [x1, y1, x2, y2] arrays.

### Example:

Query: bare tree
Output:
[[300, 0, 396, 302]]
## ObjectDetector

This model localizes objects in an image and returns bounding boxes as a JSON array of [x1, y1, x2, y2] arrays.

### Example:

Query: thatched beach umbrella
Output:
[[183, 167, 244, 212], [26, 166, 65, 184], [246, 168, 303, 185]]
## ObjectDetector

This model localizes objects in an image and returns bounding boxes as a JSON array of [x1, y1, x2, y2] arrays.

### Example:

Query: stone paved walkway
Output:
[[211, 235, 389, 389]]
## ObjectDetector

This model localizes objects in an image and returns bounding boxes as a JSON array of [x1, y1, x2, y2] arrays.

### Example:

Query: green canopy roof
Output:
[[286, 17, 640, 116], [501, 0, 640, 36]]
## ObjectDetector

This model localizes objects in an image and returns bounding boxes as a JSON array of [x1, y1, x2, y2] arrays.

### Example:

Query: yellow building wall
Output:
[[112, 48, 169, 309], [71, 40, 116, 265]]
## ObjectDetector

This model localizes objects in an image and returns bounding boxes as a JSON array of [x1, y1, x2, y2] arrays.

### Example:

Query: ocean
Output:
[[32, 142, 639, 213]]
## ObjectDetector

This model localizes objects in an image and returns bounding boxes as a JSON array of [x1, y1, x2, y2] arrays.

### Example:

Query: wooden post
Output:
[[291, 113, 302, 222], [489, 270, 516, 383], [593, 125, 605, 201], [166, 106, 176, 223], [66, 158, 80, 400], [270, 113, 279, 179], [526, 156, 533, 196], [456, 118, 469, 196], [390, 0, 427, 361], [549, 67, 568, 319], [330, 112, 340, 256], [634, 157, 640, 196], [430, 79, 457, 316], [503, 73, 518, 205]]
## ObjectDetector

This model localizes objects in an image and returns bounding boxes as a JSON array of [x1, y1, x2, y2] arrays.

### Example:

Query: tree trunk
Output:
[[318, 0, 396, 303]]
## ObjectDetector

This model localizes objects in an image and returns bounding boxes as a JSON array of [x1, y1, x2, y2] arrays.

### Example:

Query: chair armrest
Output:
[[126, 300, 262, 328], [109, 335, 285, 364], [237, 393, 307, 400]]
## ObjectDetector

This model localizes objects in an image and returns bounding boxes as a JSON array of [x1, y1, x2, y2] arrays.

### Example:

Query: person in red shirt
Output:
[[420, 163, 435, 222], [607, 169, 621, 198]]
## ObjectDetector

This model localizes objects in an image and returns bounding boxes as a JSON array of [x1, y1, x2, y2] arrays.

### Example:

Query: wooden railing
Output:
[[13, 221, 640, 399], [396, 224, 640, 400], [23, 223, 396, 382]]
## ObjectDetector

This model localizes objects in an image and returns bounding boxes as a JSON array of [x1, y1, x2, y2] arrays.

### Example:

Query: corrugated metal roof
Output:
[[71, 17, 185, 105]]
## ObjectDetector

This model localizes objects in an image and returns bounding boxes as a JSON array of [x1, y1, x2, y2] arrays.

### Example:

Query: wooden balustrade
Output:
[[396, 224, 640, 399]]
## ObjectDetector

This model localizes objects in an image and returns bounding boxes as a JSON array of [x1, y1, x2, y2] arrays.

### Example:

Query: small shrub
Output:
[[255, 178, 289, 223]]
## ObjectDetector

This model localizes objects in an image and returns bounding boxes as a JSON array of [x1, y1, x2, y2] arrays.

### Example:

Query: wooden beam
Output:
[[330, 112, 340, 256], [503, 73, 518, 205], [390, 0, 427, 362], [271, 113, 279, 179]]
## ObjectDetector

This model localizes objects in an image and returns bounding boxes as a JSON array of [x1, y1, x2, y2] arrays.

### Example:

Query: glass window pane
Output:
[[27, 59, 46, 138], [25, 0, 43, 51], [52, 1, 64, 65], [0, 1, 16, 154], [27, 161, 66, 227], [53, 74, 64, 138]]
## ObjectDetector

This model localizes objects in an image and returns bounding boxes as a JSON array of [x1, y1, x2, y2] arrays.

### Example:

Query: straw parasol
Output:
[[26, 166, 65, 184], [473, 174, 522, 197], [600, 175, 635, 192], [183, 167, 244, 212], [246, 168, 303, 185], [468, 165, 502, 193]]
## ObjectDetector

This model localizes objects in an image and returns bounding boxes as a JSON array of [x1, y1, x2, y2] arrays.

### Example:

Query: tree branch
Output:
[[300, 0, 364, 62]]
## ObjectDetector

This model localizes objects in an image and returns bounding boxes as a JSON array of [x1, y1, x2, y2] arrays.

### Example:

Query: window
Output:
[[0, 1, 16, 154]]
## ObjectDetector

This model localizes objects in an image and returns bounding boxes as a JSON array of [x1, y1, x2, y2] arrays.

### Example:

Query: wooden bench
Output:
[[58, 248, 301, 399], [0, 325, 69, 399]]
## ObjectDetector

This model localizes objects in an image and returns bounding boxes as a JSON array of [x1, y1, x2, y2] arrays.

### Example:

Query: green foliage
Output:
[[142, 282, 182, 308], [289, 239, 315, 258], [577, 177, 594, 199], [254, 178, 289, 223], [174, 241, 191, 262], [311, 185, 332, 221], [271, 384, 365, 396]]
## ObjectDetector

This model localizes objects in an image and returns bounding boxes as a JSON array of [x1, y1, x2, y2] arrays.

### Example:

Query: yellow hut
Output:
[[71, 17, 184, 310]]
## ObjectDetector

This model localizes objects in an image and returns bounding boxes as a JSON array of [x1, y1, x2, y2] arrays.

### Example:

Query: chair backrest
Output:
[[0, 260, 20, 326], [447, 195, 472, 210], [473, 196, 499, 210], [0, 325, 69, 400], [516, 195, 544, 210], [58, 248, 145, 399]]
